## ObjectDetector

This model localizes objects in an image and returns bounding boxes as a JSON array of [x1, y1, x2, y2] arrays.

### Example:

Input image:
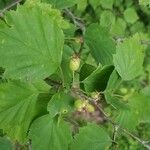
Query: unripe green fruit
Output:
[[69, 56, 80, 71], [86, 104, 95, 112], [74, 99, 95, 112], [74, 99, 85, 109]]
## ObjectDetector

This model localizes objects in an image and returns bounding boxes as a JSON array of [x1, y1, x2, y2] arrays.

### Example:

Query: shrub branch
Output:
[[70, 87, 150, 150]]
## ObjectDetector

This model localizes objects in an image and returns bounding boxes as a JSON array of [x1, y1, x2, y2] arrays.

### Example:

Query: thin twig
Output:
[[78, 39, 84, 55], [70, 87, 150, 150], [0, 0, 22, 17], [141, 40, 150, 45], [121, 128, 150, 150], [111, 125, 119, 149], [114, 36, 150, 46], [64, 8, 85, 31]]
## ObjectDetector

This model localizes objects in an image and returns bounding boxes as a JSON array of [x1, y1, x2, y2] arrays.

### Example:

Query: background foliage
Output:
[[0, 0, 150, 149]]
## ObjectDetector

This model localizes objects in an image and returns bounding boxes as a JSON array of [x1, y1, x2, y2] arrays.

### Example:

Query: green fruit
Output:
[[69, 56, 80, 71], [74, 99, 83, 108], [86, 104, 95, 112]]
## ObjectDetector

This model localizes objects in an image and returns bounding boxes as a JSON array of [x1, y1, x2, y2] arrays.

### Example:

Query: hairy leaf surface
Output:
[[85, 24, 116, 66], [0, 80, 47, 141], [0, 2, 65, 81], [113, 34, 144, 80], [29, 115, 72, 150], [70, 123, 111, 150], [117, 93, 150, 131]]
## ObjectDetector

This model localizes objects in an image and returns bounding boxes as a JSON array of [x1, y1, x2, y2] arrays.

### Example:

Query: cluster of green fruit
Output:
[[74, 99, 95, 112]]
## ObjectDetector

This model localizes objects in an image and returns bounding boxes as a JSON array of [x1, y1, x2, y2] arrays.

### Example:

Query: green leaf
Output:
[[100, 10, 115, 28], [105, 70, 121, 91], [124, 0, 133, 7], [124, 7, 139, 24], [85, 24, 116, 66], [0, 137, 12, 150], [0, 2, 65, 81], [113, 34, 144, 81], [77, 0, 87, 12], [47, 92, 74, 117], [0, 1, 5, 9], [34, 93, 53, 118], [42, 0, 79, 9], [100, 0, 114, 9], [83, 65, 114, 92], [139, 0, 150, 6], [79, 63, 96, 89], [104, 70, 128, 109], [117, 93, 150, 131], [130, 21, 145, 34], [105, 92, 128, 110], [89, 0, 101, 9], [110, 18, 127, 36], [61, 45, 74, 87], [29, 114, 72, 150], [116, 107, 139, 131], [70, 123, 111, 150], [141, 85, 150, 97], [0, 80, 43, 142], [114, 0, 123, 7]]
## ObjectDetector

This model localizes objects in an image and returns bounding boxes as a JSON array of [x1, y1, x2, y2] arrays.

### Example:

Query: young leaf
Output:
[[83, 65, 114, 92], [42, 0, 79, 9], [89, 0, 101, 9], [124, 7, 139, 24], [0, 80, 44, 142], [113, 34, 144, 80], [80, 64, 96, 82], [100, 0, 114, 9], [85, 24, 116, 66], [29, 115, 72, 150], [100, 10, 115, 28], [70, 123, 111, 150], [110, 18, 127, 36], [32, 80, 51, 93], [0, 2, 65, 81]]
